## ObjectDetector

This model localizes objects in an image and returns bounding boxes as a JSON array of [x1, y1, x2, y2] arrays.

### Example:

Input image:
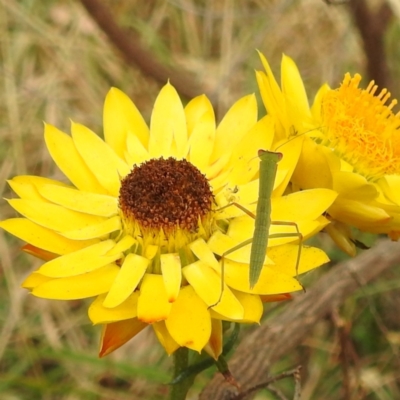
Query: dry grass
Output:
[[0, 0, 399, 399]]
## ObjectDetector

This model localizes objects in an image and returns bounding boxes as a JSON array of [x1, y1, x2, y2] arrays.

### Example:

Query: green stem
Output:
[[170, 347, 194, 400]]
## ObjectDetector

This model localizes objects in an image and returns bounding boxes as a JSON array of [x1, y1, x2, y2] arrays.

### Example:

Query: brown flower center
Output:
[[119, 157, 214, 233]]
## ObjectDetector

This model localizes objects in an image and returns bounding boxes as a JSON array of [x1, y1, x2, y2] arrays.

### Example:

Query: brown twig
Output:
[[199, 239, 400, 399], [79, 0, 215, 104], [348, 0, 394, 89], [233, 366, 302, 400]]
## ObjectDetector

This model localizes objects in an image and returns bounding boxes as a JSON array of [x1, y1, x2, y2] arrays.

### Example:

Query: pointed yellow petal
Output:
[[281, 54, 311, 123], [37, 184, 118, 217], [187, 107, 216, 170], [21, 272, 53, 289], [137, 274, 172, 323], [99, 319, 147, 357], [230, 290, 263, 323], [185, 94, 215, 137], [103, 254, 149, 308], [0, 218, 98, 255], [272, 135, 304, 197], [207, 230, 261, 264], [32, 264, 120, 299], [103, 87, 149, 158], [223, 259, 302, 295], [61, 215, 121, 240], [189, 238, 219, 271], [38, 240, 118, 277], [203, 319, 222, 360], [149, 82, 187, 158], [329, 198, 391, 225], [71, 122, 129, 196], [125, 130, 151, 165], [227, 116, 275, 185], [273, 189, 337, 220], [183, 261, 243, 320], [165, 286, 211, 352], [89, 292, 139, 324], [153, 321, 180, 355], [332, 171, 378, 200], [325, 222, 357, 257], [211, 94, 257, 163], [160, 253, 182, 303], [7, 198, 107, 234], [268, 244, 329, 275], [8, 176, 71, 201], [44, 124, 106, 193]]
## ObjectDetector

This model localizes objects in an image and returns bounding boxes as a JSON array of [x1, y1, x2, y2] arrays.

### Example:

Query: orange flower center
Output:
[[322, 73, 400, 180]]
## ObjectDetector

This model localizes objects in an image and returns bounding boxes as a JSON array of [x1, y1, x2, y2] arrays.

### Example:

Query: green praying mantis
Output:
[[212, 147, 303, 306]]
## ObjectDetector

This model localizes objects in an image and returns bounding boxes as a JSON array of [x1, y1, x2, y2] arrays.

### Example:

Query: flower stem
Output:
[[170, 347, 194, 400]]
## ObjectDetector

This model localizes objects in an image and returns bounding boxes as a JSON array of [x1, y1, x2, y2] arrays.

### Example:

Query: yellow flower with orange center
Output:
[[1, 83, 335, 357], [257, 52, 400, 255]]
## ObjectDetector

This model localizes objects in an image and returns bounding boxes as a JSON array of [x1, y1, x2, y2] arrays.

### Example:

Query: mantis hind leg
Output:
[[269, 220, 304, 288]]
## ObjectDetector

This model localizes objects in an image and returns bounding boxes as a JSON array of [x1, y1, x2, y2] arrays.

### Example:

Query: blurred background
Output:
[[0, 0, 399, 399]]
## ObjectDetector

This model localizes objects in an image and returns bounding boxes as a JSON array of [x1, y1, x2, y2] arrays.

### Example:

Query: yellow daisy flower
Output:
[[1, 83, 335, 358], [257, 52, 400, 255]]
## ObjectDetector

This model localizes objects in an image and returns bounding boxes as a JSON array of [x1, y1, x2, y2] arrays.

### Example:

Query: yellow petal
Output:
[[209, 290, 263, 323], [8, 176, 71, 201], [125, 131, 151, 165], [153, 321, 180, 355], [292, 137, 334, 189], [32, 264, 120, 299], [44, 124, 106, 193], [21, 272, 53, 289], [149, 82, 187, 158], [71, 122, 129, 196], [332, 171, 378, 200], [232, 290, 263, 323], [268, 244, 329, 275], [281, 54, 312, 124], [227, 116, 275, 186], [187, 109, 216, 171], [61, 215, 121, 240], [207, 230, 269, 264], [103, 87, 149, 158], [210, 94, 257, 163], [37, 184, 118, 217], [185, 94, 215, 137], [38, 240, 118, 277], [165, 286, 211, 352], [99, 319, 147, 357], [7, 199, 106, 233], [89, 292, 139, 324], [275, 137, 303, 185], [329, 198, 391, 225], [160, 253, 182, 303], [189, 238, 219, 271], [324, 222, 357, 257], [103, 254, 149, 308], [223, 259, 302, 295], [106, 235, 136, 256], [183, 261, 243, 320], [0, 218, 98, 255], [271, 189, 338, 221], [137, 274, 172, 323], [203, 319, 222, 360]]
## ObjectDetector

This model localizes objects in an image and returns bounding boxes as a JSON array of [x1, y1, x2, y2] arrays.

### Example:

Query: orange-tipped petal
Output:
[[99, 319, 147, 357]]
